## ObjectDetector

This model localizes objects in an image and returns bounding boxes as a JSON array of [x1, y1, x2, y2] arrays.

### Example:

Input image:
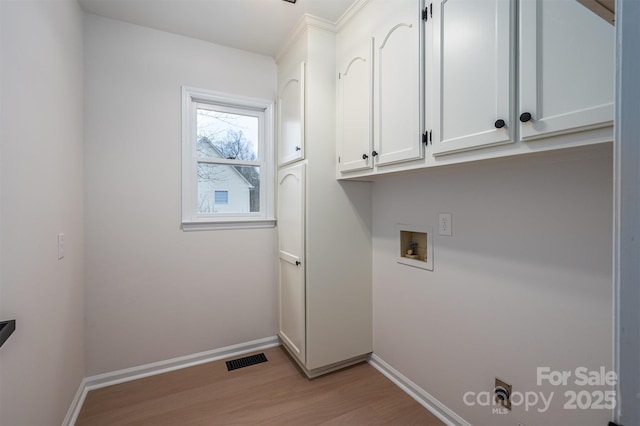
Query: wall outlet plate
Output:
[[495, 378, 512, 410], [438, 213, 452, 236]]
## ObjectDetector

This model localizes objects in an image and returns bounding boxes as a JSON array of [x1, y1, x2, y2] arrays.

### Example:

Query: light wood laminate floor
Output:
[[76, 346, 444, 425]]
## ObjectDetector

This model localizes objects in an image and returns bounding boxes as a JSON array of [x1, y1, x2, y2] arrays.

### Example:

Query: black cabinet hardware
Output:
[[520, 112, 532, 122]]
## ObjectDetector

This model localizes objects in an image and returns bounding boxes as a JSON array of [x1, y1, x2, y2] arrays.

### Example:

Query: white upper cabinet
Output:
[[278, 62, 305, 166], [432, 0, 515, 156], [335, 0, 614, 179], [373, 0, 425, 166], [518, 0, 614, 141], [431, 0, 613, 157], [337, 39, 374, 173]]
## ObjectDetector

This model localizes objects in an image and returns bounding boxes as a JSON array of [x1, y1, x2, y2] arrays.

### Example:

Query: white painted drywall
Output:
[[372, 145, 613, 426], [83, 15, 278, 375], [0, 0, 85, 424]]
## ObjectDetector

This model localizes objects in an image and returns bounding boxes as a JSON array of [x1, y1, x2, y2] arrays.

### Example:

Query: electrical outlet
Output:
[[438, 213, 452, 236], [495, 378, 512, 410]]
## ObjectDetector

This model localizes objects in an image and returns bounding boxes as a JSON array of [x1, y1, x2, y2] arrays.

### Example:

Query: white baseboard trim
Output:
[[62, 377, 89, 426], [63, 336, 280, 426], [368, 354, 471, 426]]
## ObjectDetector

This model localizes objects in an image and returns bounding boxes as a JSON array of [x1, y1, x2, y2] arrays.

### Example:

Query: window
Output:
[[182, 87, 275, 230], [214, 190, 229, 205]]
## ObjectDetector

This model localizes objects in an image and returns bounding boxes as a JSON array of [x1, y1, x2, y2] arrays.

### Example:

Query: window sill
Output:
[[181, 219, 276, 231]]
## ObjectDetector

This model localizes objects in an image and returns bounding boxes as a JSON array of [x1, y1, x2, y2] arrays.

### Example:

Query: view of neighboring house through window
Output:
[[196, 105, 260, 214], [182, 87, 274, 229]]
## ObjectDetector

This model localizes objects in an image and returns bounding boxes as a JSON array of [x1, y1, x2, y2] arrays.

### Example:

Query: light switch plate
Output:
[[438, 213, 452, 236], [57, 233, 65, 260]]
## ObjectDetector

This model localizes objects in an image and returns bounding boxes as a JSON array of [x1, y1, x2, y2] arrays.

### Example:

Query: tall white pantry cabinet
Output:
[[275, 16, 373, 378]]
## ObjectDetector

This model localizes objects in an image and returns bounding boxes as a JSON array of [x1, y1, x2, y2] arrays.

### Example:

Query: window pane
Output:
[[197, 163, 260, 214], [214, 190, 228, 204], [197, 108, 259, 160]]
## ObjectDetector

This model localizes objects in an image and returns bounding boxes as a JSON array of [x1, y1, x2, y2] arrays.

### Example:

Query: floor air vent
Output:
[[226, 353, 268, 371]]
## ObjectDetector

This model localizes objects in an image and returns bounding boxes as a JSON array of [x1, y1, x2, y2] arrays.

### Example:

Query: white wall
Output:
[[0, 0, 85, 424], [83, 15, 278, 375], [372, 145, 613, 426]]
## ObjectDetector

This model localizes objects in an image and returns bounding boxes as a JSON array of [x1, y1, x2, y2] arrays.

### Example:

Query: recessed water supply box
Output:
[[396, 224, 433, 271]]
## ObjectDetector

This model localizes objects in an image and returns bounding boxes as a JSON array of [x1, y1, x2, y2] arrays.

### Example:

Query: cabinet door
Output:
[[277, 163, 305, 363], [432, 0, 515, 155], [519, 0, 614, 141], [373, 0, 424, 166], [278, 62, 305, 166], [338, 39, 374, 173]]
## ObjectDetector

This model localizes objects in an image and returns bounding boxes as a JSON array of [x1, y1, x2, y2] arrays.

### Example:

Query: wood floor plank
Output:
[[79, 347, 296, 419], [76, 346, 444, 426], [79, 352, 299, 424]]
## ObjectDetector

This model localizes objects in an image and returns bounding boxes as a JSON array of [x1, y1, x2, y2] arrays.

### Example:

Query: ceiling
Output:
[[78, 0, 356, 57]]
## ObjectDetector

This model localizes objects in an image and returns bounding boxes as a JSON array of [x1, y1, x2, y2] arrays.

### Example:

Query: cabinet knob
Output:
[[295, 146, 301, 151], [362, 153, 369, 160], [494, 119, 506, 129], [519, 112, 532, 123], [295, 260, 301, 266], [371, 150, 378, 157]]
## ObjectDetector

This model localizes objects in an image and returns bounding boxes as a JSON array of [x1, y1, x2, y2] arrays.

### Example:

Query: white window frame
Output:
[[182, 86, 275, 231]]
